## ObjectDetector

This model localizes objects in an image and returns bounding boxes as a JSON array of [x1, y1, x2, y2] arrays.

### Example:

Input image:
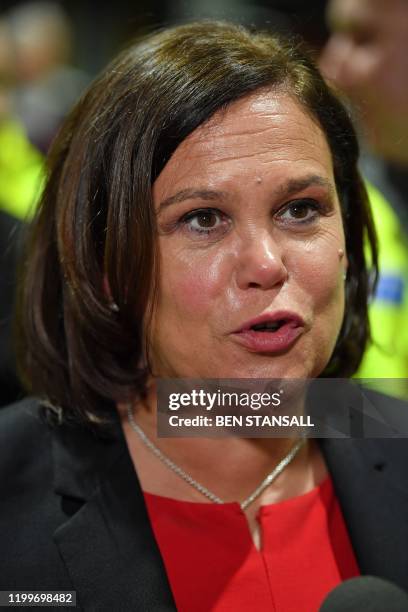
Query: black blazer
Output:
[[1, 397, 408, 611]]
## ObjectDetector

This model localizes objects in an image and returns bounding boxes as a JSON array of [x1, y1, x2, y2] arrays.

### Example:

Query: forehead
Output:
[[154, 91, 333, 194], [193, 92, 320, 150], [328, 0, 405, 31]]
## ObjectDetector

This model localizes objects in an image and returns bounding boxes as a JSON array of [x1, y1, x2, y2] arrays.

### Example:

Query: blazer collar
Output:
[[320, 436, 408, 591], [51, 412, 177, 611]]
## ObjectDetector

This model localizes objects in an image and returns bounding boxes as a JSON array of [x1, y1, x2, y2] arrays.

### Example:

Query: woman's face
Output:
[[149, 91, 347, 380]]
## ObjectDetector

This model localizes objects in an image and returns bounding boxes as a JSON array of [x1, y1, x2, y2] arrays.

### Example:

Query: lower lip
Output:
[[232, 323, 303, 353]]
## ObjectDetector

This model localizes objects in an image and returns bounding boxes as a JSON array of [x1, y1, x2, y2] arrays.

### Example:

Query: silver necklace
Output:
[[127, 404, 306, 511]]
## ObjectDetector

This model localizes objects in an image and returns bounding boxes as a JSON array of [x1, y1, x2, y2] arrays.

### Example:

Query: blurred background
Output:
[[0, 0, 331, 77], [1, 0, 407, 405]]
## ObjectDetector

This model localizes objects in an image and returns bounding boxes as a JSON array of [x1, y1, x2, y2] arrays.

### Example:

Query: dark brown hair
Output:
[[16, 21, 377, 427]]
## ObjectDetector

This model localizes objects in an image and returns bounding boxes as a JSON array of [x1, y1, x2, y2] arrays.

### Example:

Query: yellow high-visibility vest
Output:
[[356, 182, 408, 398], [0, 118, 43, 220]]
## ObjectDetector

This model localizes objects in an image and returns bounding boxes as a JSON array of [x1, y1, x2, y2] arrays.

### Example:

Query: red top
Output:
[[144, 476, 360, 612]]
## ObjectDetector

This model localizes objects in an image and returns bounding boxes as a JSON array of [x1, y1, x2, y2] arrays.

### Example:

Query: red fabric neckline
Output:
[[143, 474, 360, 611], [143, 472, 332, 514]]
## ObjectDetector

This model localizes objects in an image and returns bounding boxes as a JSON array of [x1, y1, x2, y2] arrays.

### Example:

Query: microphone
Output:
[[319, 576, 408, 611]]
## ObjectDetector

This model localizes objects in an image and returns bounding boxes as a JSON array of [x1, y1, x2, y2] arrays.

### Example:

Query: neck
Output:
[[117, 381, 327, 506]]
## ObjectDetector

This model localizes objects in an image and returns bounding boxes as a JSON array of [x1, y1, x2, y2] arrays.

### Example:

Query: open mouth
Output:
[[232, 313, 304, 353], [250, 320, 286, 332]]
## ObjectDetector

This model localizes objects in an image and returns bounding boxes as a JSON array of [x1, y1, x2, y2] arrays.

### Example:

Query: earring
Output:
[[109, 301, 119, 312], [343, 271, 347, 281]]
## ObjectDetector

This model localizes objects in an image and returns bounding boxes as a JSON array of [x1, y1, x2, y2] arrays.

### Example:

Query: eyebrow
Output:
[[157, 174, 335, 212], [158, 189, 228, 212], [274, 174, 335, 199]]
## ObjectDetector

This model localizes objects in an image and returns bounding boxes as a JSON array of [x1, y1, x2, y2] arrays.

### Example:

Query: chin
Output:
[[212, 353, 318, 381]]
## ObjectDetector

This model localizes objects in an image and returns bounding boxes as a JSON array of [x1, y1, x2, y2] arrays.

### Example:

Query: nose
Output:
[[235, 231, 288, 291]]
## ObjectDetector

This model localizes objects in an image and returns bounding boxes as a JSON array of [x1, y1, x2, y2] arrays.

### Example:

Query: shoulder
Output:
[[320, 388, 408, 495], [316, 383, 408, 478], [0, 397, 52, 478], [362, 387, 408, 444], [0, 398, 76, 589], [0, 395, 48, 433]]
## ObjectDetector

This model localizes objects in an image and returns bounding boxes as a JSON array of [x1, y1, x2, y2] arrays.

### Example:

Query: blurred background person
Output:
[[0, 17, 42, 406], [321, 0, 408, 168], [0, 18, 42, 220], [320, 0, 408, 393], [6, 1, 89, 153]]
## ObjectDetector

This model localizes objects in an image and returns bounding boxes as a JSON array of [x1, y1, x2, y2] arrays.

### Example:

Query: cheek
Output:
[[288, 232, 345, 315], [308, 251, 343, 301], [157, 244, 233, 321]]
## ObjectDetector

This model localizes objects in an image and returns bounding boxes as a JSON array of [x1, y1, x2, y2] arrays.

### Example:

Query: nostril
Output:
[[235, 239, 288, 291], [247, 277, 285, 290]]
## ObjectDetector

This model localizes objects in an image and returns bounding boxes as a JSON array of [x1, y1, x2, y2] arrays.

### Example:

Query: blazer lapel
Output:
[[51, 418, 177, 611], [320, 437, 408, 591], [50, 396, 408, 607]]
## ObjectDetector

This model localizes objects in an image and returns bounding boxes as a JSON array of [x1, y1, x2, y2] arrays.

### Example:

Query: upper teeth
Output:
[[252, 321, 281, 331]]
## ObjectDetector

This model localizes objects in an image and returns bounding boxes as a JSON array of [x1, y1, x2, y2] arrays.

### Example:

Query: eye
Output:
[[276, 199, 321, 224], [180, 208, 230, 237], [352, 28, 377, 47]]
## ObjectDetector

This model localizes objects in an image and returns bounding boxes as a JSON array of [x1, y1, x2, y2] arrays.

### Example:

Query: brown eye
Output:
[[288, 203, 310, 218], [180, 208, 231, 238], [277, 199, 320, 224], [195, 211, 218, 228]]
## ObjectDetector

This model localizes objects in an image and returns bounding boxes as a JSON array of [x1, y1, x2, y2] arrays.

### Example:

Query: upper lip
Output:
[[233, 310, 305, 333]]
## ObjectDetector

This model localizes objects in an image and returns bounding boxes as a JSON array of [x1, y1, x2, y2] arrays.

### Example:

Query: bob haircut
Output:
[[17, 21, 377, 427]]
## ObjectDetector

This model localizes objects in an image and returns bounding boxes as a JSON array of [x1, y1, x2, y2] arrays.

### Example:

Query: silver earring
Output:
[[109, 301, 119, 312], [343, 271, 347, 281]]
